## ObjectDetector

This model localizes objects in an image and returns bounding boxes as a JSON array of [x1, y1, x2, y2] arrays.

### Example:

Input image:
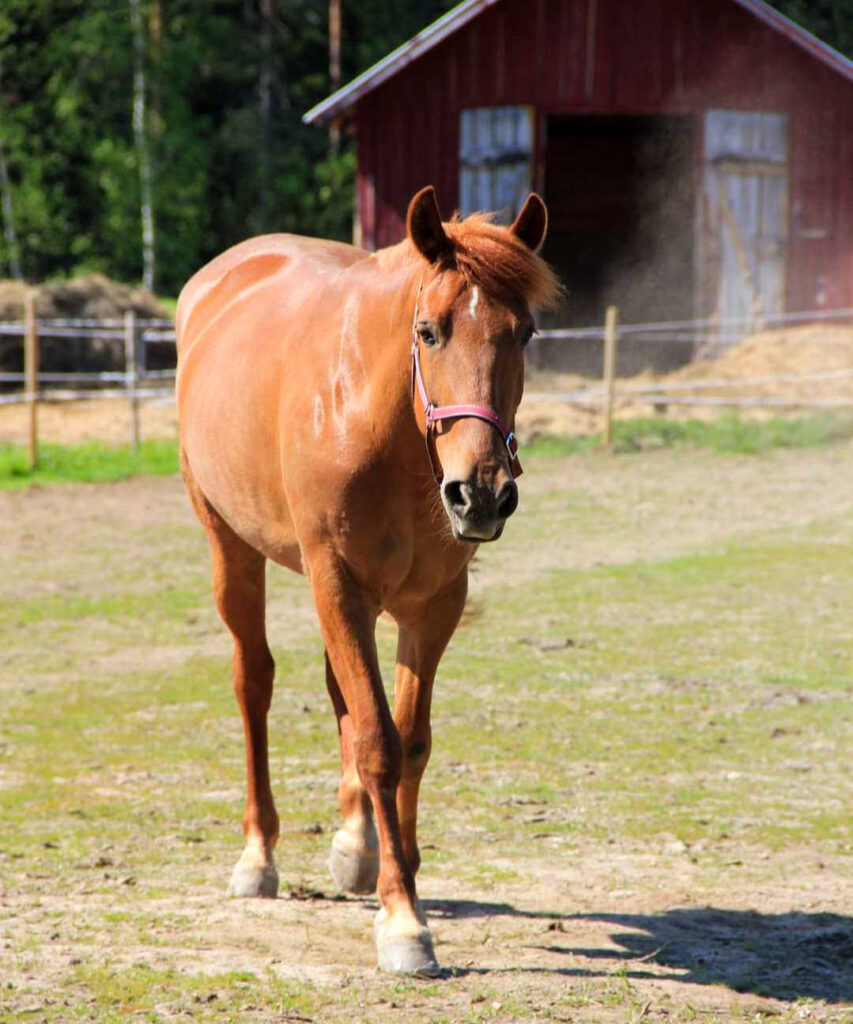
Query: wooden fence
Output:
[[0, 299, 175, 466], [533, 305, 853, 443], [1, 303, 852, 464]]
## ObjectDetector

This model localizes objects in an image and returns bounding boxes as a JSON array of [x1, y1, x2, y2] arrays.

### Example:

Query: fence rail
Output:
[[531, 304, 853, 440], [537, 305, 853, 342], [0, 302, 177, 465], [1, 303, 852, 463]]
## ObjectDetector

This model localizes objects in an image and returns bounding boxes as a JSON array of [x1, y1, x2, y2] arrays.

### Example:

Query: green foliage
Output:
[[0, 0, 848, 294], [0, 0, 457, 294], [767, 0, 853, 57], [0, 438, 179, 487]]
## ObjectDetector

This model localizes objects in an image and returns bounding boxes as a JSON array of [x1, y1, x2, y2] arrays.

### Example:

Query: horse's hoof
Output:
[[329, 828, 379, 894], [374, 906, 440, 977], [228, 859, 279, 899]]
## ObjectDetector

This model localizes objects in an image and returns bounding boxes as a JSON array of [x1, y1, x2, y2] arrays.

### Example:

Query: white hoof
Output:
[[329, 826, 379, 895], [228, 850, 279, 898], [374, 904, 440, 977]]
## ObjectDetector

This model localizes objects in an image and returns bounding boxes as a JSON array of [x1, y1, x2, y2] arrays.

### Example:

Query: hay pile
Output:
[[647, 324, 853, 397], [0, 274, 170, 321], [0, 275, 173, 375], [519, 323, 853, 437]]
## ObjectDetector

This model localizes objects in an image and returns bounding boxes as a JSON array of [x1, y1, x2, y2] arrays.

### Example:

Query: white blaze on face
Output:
[[468, 285, 479, 321]]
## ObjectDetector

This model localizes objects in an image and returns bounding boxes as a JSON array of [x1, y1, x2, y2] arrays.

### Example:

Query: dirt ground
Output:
[[1, 437, 852, 1023], [0, 394, 179, 447]]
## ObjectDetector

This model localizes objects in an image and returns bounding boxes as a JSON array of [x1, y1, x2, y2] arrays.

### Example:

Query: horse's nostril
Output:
[[442, 479, 470, 514], [496, 480, 518, 519]]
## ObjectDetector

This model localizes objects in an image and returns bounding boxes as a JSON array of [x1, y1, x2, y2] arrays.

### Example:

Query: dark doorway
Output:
[[540, 114, 695, 371]]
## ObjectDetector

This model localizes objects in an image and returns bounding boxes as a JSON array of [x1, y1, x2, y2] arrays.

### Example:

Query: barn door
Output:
[[703, 111, 788, 338], [459, 107, 535, 222]]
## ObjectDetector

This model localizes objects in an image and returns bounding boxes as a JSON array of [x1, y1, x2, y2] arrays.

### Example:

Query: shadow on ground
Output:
[[424, 900, 853, 1003]]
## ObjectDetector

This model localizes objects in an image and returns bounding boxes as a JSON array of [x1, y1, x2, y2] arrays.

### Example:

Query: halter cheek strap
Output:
[[410, 279, 522, 485]]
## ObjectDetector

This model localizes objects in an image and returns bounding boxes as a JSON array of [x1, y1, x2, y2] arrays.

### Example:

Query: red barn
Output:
[[305, 0, 853, 331]]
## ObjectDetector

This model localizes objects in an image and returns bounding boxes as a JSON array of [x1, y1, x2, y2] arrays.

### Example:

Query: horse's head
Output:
[[406, 186, 559, 543]]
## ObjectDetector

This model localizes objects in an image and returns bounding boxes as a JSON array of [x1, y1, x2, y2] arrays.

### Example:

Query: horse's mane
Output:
[[377, 211, 562, 311], [441, 213, 562, 310]]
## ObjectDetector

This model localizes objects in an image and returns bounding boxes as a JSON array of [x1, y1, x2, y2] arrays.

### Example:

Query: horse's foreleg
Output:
[[394, 572, 468, 877], [309, 553, 438, 976], [185, 468, 279, 899], [325, 652, 379, 894]]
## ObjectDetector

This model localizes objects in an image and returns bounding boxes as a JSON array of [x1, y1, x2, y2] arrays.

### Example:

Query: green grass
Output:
[[439, 527, 853, 849], [2, 412, 852, 490], [0, 438, 179, 488], [525, 411, 853, 456], [22, 965, 318, 1024]]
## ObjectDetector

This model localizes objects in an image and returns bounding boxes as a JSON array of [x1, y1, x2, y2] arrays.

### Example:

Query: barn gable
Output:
[[305, 0, 853, 324], [304, 0, 853, 126]]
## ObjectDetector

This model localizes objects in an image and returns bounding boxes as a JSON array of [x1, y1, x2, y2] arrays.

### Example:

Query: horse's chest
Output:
[[347, 522, 469, 615]]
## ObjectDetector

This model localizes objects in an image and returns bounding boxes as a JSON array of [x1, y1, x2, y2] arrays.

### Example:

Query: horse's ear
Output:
[[407, 186, 451, 263], [510, 193, 548, 253]]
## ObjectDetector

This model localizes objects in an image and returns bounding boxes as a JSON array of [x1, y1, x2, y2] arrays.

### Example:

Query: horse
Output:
[[175, 186, 560, 976]]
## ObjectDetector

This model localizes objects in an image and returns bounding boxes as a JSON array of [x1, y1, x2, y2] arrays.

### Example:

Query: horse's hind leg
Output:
[[326, 652, 379, 894], [183, 460, 279, 898]]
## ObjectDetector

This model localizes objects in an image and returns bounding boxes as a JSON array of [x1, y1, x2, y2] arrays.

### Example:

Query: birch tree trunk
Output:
[[0, 138, 22, 280], [0, 56, 22, 279], [329, 0, 341, 152], [130, 0, 155, 292], [258, 0, 275, 228]]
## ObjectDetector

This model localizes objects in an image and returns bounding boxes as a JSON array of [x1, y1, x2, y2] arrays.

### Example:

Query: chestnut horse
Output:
[[176, 187, 559, 975]]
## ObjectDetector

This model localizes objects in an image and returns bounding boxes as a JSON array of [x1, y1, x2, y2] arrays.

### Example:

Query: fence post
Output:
[[602, 305, 618, 446], [24, 289, 39, 469], [124, 310, 140, 450]]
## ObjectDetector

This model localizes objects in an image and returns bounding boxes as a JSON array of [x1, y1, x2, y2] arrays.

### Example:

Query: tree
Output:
[[767, 0, 853, 56], [130, 0, 156, 291]]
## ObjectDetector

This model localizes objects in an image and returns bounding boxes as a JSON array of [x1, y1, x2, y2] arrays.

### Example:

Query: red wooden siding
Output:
[[354, 0, 853, 311]]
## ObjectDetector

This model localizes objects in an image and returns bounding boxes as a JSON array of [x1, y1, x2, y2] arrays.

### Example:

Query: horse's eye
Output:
[[418, 325, 438, 348], [521, 325, 537, 348]]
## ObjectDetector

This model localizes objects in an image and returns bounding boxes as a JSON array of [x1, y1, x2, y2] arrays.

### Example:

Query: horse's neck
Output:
[[372, 239, 418, 275], [356, 255, 429, 477]]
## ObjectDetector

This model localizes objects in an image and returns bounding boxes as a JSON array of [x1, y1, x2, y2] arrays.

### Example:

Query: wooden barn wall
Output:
[[354, 0, 853, 310]]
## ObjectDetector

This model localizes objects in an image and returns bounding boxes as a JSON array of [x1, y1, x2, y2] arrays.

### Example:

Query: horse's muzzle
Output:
[[441, 478, 518, 542]]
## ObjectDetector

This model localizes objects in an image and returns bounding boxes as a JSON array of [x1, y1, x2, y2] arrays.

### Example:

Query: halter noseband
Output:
[[410, 279, 522, 485]]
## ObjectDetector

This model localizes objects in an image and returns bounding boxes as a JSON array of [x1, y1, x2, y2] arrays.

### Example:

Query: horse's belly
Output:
[[178, 333, 303, 573], [192, 456, 302, 572]]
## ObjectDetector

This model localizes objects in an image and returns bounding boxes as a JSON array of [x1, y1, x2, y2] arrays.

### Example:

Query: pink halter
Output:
[[410, 280, 522, 485]]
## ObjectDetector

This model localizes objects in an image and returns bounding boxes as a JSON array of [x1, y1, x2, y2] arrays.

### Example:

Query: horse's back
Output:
[[176, 234, 367, 354]]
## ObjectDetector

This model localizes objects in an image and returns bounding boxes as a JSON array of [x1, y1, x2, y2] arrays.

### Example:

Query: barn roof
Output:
[[303, 0, 853, 125]]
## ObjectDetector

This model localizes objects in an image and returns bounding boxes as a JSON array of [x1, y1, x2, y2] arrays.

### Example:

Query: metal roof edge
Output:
[[303, 0, 502, 125], [730, 0, 853, 83], [303, 0, 853, 127]]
